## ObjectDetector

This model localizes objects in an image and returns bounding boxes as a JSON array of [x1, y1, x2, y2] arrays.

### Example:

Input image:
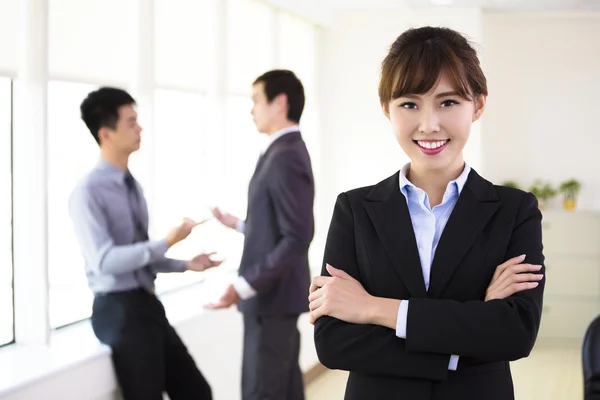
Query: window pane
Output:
[[152, 90, 224, 293], [47, 81, 98, 328], [155, 0, 217, 91], [223, 96, 264, 218], [0, 0, 18, 72], [226, 0, 274, 94], [277, 12, 317, 100], [0, 77, 13, 345], [49, 0, 137, 82]]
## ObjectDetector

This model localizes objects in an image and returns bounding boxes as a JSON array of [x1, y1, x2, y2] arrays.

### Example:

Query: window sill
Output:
[[0, 272, 233, 398]]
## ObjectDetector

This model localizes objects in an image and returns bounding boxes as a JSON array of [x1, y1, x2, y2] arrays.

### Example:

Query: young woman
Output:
[[309, 26, 545, 400]]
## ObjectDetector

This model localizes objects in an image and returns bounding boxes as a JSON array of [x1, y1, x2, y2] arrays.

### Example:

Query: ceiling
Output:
[[323, 0, 600, 11], [263, 0, 600, 27]]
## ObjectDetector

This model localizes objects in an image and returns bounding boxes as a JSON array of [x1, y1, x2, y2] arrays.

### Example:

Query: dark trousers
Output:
[[242, 314, 304, 400], [91, 289, 212, 400]]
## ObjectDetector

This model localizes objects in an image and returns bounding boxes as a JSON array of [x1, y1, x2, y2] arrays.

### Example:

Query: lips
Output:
[[414, 139, 450, 155]]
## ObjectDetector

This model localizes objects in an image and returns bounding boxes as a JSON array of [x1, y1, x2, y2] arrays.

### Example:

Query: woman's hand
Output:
[[308, 264, 376, 325], [485, 254, 543, 301]]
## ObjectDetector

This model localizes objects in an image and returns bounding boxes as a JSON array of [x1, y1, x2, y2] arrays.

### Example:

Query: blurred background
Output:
[[0, 0, 599, 398]]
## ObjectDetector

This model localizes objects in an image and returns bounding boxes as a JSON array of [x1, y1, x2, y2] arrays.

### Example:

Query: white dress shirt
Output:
[[395, 162, 471, 371]]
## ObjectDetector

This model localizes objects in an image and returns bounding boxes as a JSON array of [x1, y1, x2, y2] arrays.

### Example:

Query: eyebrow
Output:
[[400, 91, 461, 100], [435, 91, 461, 98]]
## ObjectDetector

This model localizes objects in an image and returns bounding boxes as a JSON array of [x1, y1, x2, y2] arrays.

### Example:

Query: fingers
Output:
[[311, 276, 333, 293], [492, 254, 526, 282], [204, 301, 228, 310], [493, 281, 540, 300], [326, 264, 354, 280], [309, 294, 325, 311], [308, 285, 323, 302], [309, 305, 327, 324], [494, 264, 543, 289]]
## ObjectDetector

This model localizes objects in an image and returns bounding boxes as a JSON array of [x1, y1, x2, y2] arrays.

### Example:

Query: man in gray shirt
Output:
[[70, 87, 218, 400]]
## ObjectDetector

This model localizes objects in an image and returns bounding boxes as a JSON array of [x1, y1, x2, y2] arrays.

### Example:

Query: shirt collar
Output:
[[399, 162, 471, 199], [97, 158, 128, 185], [263, 125, 300, 154]]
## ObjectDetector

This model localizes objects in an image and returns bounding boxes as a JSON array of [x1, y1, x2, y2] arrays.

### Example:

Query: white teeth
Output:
[[417, 140, 447, 149]]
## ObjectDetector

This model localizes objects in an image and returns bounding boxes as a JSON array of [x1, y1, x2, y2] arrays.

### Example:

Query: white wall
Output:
[[318, 8, 484, 212], [482, 12, 600, 209]]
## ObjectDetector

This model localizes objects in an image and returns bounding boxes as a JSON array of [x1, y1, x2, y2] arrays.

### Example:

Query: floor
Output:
[[306, 341, 582, 399]]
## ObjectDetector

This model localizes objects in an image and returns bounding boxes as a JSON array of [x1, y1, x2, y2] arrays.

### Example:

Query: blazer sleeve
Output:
[[314, 193, 452, 381], [241, 149, 314, 294], [405, 192, 545, 361]]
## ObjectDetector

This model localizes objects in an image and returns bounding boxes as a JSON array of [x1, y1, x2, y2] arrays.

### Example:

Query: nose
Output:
[[418, 107, 440, 134]]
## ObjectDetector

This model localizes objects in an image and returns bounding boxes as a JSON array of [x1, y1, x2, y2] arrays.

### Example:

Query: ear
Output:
[[472, 95, 486, 123], [382, 103, 391, 121], [275, 93, 288, 110], [97, 126, 111, 146]]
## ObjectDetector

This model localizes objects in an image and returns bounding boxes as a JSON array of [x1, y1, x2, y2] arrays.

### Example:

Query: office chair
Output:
[[583, 315, 600, 400]]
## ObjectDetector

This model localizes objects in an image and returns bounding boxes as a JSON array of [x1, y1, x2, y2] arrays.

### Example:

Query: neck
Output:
[[266, 120, 297, 136], [407, 158, 465, 207], [100, 147, 129, 171]]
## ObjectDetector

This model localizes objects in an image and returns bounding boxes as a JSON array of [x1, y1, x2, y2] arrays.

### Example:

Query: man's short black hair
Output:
[[80, 87, 136, 144], [254, 70, 305, 123]]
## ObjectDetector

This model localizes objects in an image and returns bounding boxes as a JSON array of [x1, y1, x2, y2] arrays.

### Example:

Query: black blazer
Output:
[[238, 131, 315, 317], [314, 169, 545, 400]]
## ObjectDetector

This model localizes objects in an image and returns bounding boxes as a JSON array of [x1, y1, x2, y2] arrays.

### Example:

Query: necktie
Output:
[[124, 172, 155, 293]]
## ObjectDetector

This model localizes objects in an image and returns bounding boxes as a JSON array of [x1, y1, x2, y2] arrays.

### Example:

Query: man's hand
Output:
[[485, 254, 543, 301], [186, 252, 224, 272], [204, 284, 240, 309], [166, 217, 205, 247], [211, 208, 240, 230]]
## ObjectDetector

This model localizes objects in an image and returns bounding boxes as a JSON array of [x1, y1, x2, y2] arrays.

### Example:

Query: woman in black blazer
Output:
[[309, 26, 545, 400]]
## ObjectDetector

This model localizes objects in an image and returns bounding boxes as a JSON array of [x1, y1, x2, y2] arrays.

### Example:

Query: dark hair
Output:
[[253, 69, 305, 123], [80, 87, 136, 144], [379, 26, 488, 110]]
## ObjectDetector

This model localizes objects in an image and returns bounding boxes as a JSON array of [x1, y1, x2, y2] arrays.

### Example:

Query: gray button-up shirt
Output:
[[69, 159, 186, 294]]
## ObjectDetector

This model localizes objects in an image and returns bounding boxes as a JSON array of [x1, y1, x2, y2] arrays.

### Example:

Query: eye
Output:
[[441, 99, 460, 108], [399, 102, 418, 110]]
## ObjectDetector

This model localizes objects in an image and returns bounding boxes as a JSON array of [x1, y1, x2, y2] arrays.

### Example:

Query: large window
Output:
[[6, 0, 320, 338], [226, 0, 274, 95], [47, 81, 98, 328], [152, 89, 216, 293], [0, 77, 13, 345]]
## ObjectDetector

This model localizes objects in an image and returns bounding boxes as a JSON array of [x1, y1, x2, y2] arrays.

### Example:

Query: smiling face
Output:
[[378, 27, 489, 175], [385, 71, 485, 174]]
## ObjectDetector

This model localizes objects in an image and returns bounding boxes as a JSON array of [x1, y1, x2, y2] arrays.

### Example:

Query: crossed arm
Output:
[[310, 192, 544, 380]]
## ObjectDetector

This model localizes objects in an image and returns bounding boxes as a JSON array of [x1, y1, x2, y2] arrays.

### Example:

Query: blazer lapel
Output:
[[364, 173, 428, 299], [427, 170, 501, 298], [251, 131, 301, 179]]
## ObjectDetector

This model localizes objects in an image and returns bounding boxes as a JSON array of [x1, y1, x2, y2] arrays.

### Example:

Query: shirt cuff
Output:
[[171, 259, 187, 272], [395, 299, 409, 338], [235, 220, 246, 234], [232, 276, 257, 300], [449, 355, 459, 371]]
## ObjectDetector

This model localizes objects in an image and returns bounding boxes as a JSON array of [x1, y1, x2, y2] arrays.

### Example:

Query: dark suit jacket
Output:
[[314, 168, 545, 400], [237, 131, 315, 317]]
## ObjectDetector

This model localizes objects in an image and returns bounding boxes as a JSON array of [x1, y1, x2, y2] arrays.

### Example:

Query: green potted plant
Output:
[[529, 180, 557, 210], [559, 179, 582, 211]]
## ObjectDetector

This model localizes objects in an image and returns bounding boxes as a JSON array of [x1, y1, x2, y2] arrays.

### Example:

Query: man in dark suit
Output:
[[208, 70, 315, 400]]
